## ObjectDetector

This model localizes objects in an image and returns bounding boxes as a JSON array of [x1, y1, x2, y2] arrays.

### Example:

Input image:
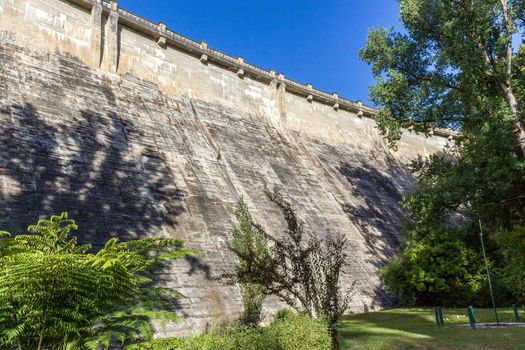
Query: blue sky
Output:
[[119, 0, 403, 106]]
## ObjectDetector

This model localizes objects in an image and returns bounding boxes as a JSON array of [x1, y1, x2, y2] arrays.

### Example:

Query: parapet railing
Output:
[[70, 0, 454, 138]]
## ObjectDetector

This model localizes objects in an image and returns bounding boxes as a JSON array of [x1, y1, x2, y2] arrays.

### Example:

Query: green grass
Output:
[[339, 308, 525, 350]]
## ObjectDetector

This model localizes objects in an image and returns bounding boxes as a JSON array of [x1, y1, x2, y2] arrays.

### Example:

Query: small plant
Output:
[[274, 308, 295, 322], [230, 197, 271, 325]]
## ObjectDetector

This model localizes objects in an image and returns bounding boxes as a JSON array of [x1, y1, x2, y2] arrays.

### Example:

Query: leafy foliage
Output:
[[381, 229, 486, 306], [497, 225, 525, 301], [404, 114, 525, 235], [383, 94, 525, 306], [360, 0, 525, 149], [138, 312, 331, 350], [362, 0, 525, 306], [226, 188, 353, 345], [230, 197, 271, 325], [0, 213, 194, 349]]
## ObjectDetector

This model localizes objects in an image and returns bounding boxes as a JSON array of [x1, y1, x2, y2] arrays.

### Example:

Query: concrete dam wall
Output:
[[0, 0, 450, 335]]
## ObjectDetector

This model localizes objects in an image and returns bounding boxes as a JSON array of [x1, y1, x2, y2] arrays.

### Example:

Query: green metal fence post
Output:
[[434, 307, 440, 327], [479, 219, 500, 324], [513, 304, 521, 322], [467, 306, 476, 329], [437, 306, 444, 326]]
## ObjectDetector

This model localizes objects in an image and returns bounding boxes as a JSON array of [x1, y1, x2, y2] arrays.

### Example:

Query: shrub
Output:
[[267, 313, 331, 350], [381, 229, 486, 306], [273, 308, 295, 321], [145, 314, 331, 350], [227, 188, 353, 344], [228, 197, 271, 325], [498, 225, 525, 301]]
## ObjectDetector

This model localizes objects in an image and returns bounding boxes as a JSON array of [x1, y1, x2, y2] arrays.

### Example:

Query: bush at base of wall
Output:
[[138, 313, 332, 350]]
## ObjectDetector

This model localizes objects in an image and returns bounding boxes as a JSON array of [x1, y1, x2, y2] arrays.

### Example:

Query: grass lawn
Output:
[[339, 308, 525, 350]]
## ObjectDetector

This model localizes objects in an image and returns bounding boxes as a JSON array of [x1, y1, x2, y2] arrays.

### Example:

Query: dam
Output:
[[0, 0, 450, 335]]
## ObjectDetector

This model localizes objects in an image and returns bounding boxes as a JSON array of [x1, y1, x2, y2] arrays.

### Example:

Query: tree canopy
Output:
[[360, 0, 525, 152]]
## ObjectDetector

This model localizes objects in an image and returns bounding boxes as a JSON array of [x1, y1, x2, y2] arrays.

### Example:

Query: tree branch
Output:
[[500, 0, 513, 86], [458, 1, 503, 85], [409, 73, 464, 92]]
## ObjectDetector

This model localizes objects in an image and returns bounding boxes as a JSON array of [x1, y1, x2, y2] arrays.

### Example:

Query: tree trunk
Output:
[[513, 119, 525, 157], [501, 84, 525, 157]]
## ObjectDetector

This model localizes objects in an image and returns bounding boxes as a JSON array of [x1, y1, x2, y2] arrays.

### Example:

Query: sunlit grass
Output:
[[339, 308, 525, 350]]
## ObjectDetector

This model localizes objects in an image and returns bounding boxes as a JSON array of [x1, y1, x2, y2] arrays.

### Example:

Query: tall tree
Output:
[[361, 0, 525, 305], [360, 0, 525, 153]]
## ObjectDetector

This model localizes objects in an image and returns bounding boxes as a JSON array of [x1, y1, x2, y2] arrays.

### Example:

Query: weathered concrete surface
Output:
[[0, 0, 450, 336]]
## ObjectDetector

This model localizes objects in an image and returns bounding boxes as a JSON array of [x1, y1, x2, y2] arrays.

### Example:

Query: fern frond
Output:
[[0, 213, 187, 349]]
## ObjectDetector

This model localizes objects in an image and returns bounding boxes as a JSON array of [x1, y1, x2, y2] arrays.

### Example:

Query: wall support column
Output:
[[90, 0, 103, 68], [272, 73, 287, 125], [103, 0, 120, 73]]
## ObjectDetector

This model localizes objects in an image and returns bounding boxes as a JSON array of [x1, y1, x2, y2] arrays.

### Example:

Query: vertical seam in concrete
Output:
[[188, 97, 240, 202]]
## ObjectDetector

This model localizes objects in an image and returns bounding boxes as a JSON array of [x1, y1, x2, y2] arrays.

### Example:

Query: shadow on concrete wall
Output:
[[0, 102, 184, 247], [337, 155, 413, 307]]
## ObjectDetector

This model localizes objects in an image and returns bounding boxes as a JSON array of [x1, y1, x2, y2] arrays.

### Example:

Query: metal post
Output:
[[513, 304, 521, 322], [437, 306, 444, 326], [467, 306, 476, 329], [479, 219, 499, 324], [434, 307, 441, 327]]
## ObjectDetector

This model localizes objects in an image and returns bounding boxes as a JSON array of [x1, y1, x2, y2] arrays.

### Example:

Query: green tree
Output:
[[360, 0, 525, 152], [0, 213, 195, 349], [361, 0, 525, 305], [227, 189, 353, 347], [381, 228, 486, 306], [379, 111, 525, 304], [404, 114, 525, 234], [497, 225, 525, 301]]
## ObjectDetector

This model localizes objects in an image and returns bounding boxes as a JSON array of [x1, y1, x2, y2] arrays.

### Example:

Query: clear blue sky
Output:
[[119, 0, 403, 106]]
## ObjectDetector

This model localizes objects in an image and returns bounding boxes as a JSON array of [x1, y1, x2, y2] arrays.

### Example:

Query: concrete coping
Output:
[[70, 0, 456, 138]]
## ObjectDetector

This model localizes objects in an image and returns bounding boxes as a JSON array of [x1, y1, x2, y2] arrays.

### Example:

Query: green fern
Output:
[[0, 212, 194, 349]]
